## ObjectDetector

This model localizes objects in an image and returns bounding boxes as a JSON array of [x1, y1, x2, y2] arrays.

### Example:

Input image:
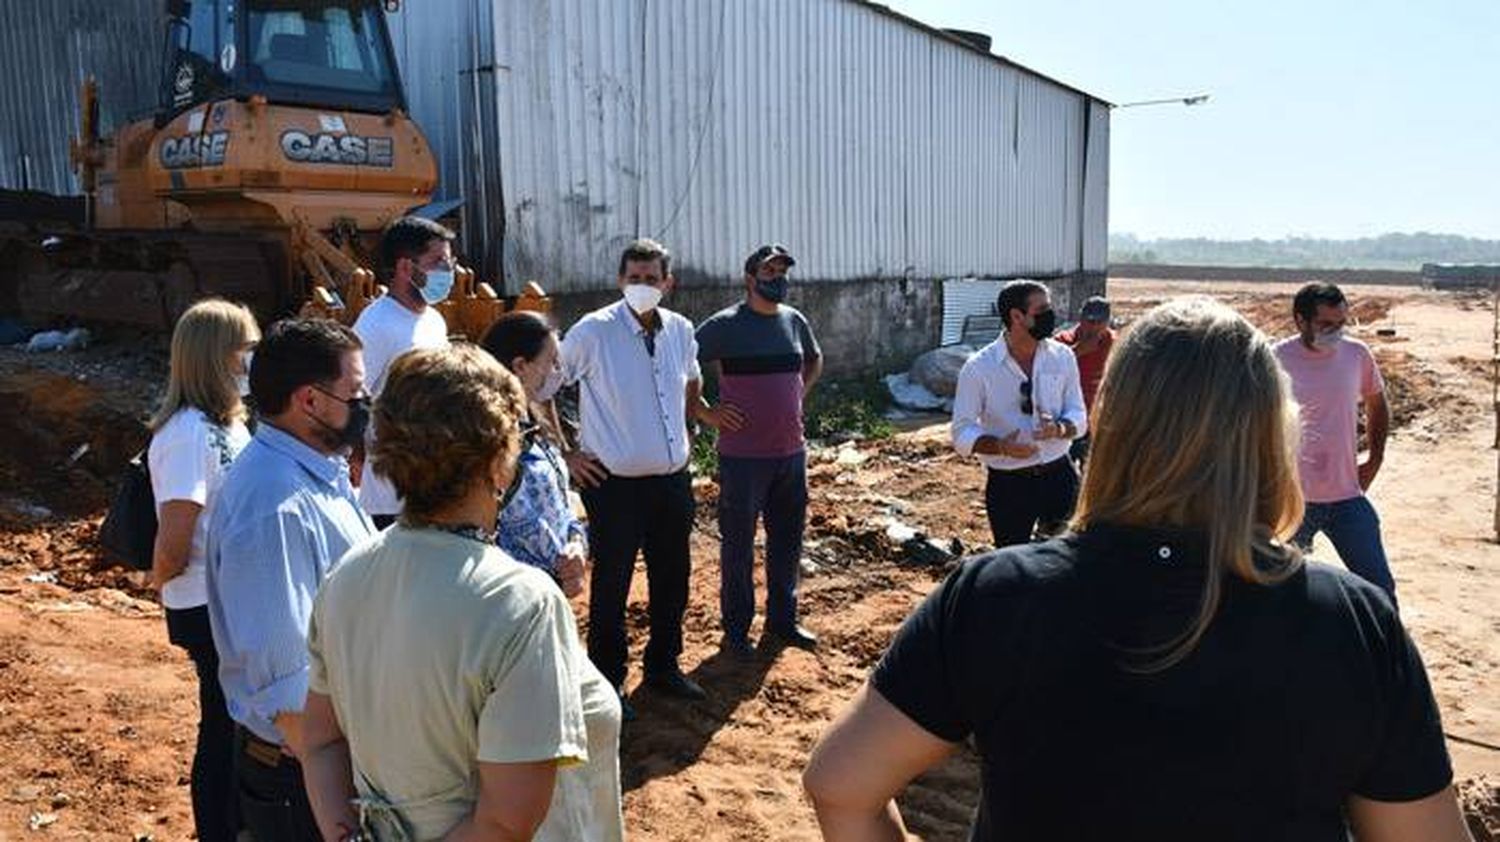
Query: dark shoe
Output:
[[720, 635, 756, 660], [766, 624, 818, 650], [644, 668, 707, 700]]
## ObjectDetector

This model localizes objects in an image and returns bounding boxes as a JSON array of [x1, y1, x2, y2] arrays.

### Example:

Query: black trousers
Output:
[[985, 457, 1080, 548], [581, 469, 695, 689], [234, 727, 321, 842], [165, 606, 239, 842]]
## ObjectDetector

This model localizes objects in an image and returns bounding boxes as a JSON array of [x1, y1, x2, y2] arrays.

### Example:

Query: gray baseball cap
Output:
[[1080, 296, 1111, 322]]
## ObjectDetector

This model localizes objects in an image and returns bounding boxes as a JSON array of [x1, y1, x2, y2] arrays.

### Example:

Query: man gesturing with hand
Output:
[[951, 281, 1087, 548]]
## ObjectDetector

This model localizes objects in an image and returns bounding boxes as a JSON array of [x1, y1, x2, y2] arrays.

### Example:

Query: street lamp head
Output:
[[1114, 93, 1212, 109]]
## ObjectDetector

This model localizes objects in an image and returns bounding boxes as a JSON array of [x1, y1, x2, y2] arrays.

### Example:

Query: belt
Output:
[[989, 456, 1071, 478], [239, 726, 296, 768]]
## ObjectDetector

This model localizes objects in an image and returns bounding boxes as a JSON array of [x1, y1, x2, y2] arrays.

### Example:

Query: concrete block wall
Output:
[[542, 271, 1103, 382], [545, 277, 940, 380]]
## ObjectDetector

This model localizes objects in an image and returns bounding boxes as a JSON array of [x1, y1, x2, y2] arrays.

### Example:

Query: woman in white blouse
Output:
[[146, 298, 259, 842]]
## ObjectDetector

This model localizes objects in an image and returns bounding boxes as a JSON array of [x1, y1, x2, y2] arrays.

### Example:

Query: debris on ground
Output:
[[907, 344, 973, 398], [1460, 777, 1500, 842], [833, 442, 871, 467], [24, 328, 91, 353], [883, 371, 948, 412]]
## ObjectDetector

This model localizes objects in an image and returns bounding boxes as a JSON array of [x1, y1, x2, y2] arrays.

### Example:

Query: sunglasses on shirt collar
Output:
[[1019, 379, 1033, 415]]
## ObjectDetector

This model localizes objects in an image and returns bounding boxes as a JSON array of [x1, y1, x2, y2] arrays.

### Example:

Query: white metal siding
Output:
[[0, 0, 1110, 294], [389, 0, 1109, 293], [1083, 99, 1110, 272], [0, 0, 161, 195], [940, 278, 1003, 346]]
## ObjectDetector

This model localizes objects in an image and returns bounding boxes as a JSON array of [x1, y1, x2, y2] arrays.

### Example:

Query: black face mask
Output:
[[1028, 309, 1057, 341], [754, 276, 788, 303], [311, 387, 371, 452]]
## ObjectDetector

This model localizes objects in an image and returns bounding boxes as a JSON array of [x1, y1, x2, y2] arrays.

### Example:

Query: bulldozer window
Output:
[[162, 0, 229, 112], [245, 1, 400, 106]]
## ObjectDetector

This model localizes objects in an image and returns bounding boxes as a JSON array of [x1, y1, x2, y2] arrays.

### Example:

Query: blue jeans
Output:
[[718, 452, 807, 642], [1293, 496, 1396, 598]]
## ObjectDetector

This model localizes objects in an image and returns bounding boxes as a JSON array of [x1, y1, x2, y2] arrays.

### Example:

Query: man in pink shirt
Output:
[[1274, 283, 1395, 599]]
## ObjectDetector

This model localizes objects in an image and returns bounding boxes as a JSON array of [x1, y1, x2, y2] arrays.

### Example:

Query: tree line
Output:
[[1110, 232, 1500, 271]]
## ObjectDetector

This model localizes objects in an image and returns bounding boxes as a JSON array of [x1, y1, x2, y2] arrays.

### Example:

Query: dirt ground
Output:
[[0, 278, 1498, 840]]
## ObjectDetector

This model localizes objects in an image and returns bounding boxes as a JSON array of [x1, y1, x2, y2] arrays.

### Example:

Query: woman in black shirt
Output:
[[803, 297, 1470, 841]]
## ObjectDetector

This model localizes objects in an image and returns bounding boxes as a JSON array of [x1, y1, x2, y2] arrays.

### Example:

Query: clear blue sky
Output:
[[887, 0, 1500, 240]]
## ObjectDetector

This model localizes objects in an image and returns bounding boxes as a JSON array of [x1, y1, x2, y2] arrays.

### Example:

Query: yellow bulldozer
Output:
[[0, 0, 544, 337]]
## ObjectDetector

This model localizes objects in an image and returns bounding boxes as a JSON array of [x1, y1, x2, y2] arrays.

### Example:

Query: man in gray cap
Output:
[[1057, 295, 1114, 465], [693, 244, 823, 657]]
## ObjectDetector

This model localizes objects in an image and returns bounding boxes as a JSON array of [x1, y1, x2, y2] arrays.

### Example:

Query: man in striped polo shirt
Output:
[[694, 244, 824, 657]]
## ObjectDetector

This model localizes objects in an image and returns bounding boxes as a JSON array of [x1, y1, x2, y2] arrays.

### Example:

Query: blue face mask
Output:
[[754, 275, 788, 303], [416, 265, 455, 305]]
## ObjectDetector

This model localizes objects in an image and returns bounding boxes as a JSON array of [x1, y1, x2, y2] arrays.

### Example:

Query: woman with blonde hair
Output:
[[804, 297, 1469, 841], [147, 297, 259, 842], [301, 344, 623, 842]]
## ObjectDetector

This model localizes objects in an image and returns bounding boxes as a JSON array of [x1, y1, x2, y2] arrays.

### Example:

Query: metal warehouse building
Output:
[[0, 0, 1109, 375]]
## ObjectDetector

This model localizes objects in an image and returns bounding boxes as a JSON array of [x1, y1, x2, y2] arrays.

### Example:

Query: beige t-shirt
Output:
[[309, 526, 623, 841]]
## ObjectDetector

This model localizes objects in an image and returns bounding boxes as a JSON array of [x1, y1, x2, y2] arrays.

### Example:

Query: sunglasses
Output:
[[1019, 379, 1032, 415]]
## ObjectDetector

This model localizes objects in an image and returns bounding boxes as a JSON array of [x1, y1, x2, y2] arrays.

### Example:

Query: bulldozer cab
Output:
[[157, 0, 405, 124]]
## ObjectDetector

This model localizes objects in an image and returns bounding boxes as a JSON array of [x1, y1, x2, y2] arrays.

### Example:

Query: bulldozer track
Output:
[[2, 229, 292, 331]]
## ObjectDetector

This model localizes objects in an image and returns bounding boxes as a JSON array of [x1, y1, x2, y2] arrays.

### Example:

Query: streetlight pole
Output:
[[1114, 94, 1211, 109]]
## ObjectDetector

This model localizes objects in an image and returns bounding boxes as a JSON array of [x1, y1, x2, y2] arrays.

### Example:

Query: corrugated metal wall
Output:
[[0, 0, 1109, 298], [1083, 99, 1110, 271], [389, 0, 1110, 293], [0, 0, 161, 195], [940, 279, 1003, 346]]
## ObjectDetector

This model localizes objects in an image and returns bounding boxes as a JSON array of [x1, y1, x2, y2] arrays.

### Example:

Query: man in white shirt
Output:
[[951, 280, 1088, 548], [353, 216, 454, 528], [560, 238, 706, 714]]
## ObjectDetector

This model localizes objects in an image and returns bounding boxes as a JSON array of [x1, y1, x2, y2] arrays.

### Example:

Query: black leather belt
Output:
[[989, 456, 1071, 478]]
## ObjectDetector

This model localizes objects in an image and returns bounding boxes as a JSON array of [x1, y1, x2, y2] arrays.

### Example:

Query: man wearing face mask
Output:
[[352, 216, 454, 528], [559, 238, 707, 716], [951, 280, 1087, 548], [204, 318, 375, 841], [1275, 283, 1396, 600], [694, 245, 823, 657]]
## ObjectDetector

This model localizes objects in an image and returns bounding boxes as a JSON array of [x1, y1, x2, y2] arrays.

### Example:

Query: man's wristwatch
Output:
[[1057, 419, 1075, 439]]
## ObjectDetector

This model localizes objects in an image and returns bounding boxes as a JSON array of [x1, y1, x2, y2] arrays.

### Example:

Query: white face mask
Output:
[[1312, 327, 1344, 349], [534, 366, 565, 403], [236, 350, 254, 396], [622, 283, 663, 315]]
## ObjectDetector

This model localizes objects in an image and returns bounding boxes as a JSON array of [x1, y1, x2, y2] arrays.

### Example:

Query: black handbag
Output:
[[98, 448, 157, 571]]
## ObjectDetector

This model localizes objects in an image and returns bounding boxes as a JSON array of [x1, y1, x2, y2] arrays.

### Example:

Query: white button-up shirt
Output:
[[560, 299, 701, 477], [951, 334, 1088, 471]]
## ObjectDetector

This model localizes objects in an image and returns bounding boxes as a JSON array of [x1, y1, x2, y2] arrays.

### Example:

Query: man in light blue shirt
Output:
[[206, 317, 374, 842]]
